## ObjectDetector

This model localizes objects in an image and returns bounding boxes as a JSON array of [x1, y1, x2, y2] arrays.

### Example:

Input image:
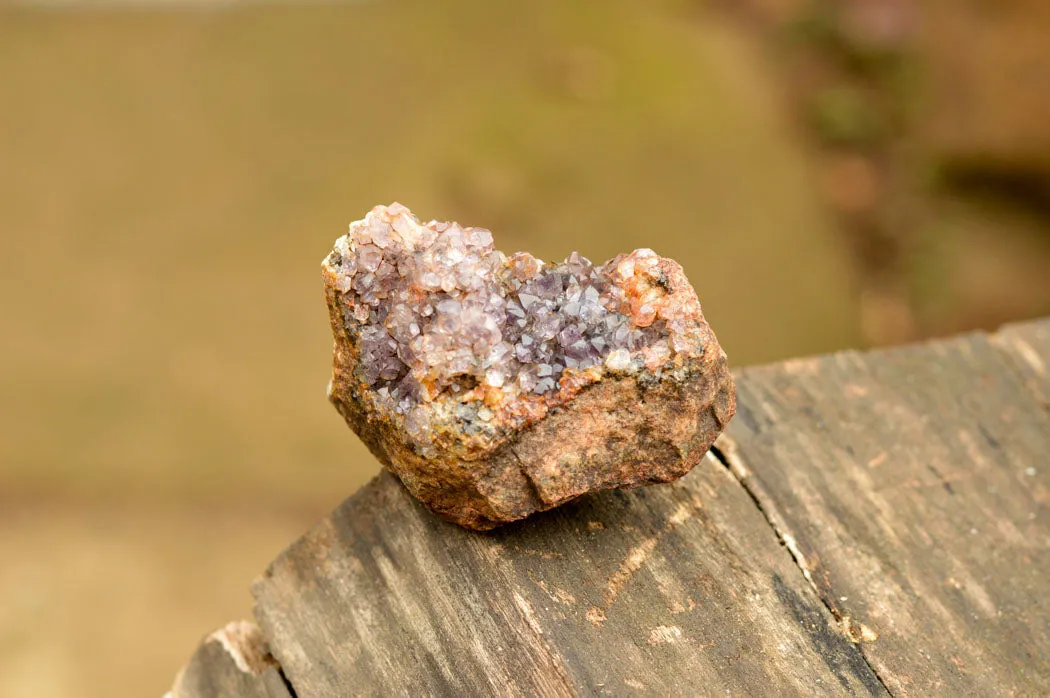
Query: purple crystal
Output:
[[327, 204, 684, 422]]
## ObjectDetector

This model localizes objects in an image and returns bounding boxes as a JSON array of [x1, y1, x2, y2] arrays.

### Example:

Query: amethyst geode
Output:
[[323, 204, 735, 530]]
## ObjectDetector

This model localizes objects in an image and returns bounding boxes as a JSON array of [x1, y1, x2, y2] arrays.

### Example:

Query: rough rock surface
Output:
[[322, 204, 736, 530]]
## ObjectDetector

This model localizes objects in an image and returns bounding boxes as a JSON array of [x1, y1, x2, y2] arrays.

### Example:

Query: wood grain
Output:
[[994, 318, 1050, 408], [252, 454, 883, 697], [171, 318, 1050, 696], [723, 320, 1050, 695]]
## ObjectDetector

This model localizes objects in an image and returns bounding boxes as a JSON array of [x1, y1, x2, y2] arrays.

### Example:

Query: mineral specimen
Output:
[[322, 203, 736, 530]]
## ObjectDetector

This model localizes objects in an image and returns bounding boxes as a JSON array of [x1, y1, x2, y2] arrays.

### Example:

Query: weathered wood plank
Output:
[[239, 317, 1049, 696], [723, 323, 1050, 695], [993, 317, 1050, 408], [167, 621, 292, 698], [252, 453, 884, 697]]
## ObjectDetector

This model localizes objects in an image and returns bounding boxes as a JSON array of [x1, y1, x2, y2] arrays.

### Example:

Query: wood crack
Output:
[[277, 668, 298, 698], [710, 439, 894, 697]]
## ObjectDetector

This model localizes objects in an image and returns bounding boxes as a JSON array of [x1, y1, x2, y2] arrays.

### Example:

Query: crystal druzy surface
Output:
[[325, 204, 710, 447], [322, 204, 735, 529]]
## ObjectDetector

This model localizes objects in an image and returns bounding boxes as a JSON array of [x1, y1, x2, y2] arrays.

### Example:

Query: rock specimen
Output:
[[322, 204, 736, 530]]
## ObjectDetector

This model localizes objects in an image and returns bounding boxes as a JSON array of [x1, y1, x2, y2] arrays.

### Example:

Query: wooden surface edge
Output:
[[991, 317, 1050, 409], [167, 620, 293, 698]]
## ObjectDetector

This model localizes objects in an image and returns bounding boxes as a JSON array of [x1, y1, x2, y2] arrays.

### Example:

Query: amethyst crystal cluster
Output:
[[322, 204, 735, 529], [326, 204, 692, 445]]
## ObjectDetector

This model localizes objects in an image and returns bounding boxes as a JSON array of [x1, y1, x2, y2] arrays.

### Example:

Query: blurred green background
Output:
[[1, 0, 1048, 695]]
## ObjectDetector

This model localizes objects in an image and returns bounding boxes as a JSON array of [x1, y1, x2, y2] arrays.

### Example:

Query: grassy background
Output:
[[0, 2, 858, 512]]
